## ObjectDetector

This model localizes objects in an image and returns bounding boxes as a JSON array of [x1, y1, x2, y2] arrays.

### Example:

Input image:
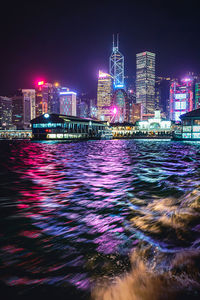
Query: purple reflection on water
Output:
[[1, 139, 200, 296]]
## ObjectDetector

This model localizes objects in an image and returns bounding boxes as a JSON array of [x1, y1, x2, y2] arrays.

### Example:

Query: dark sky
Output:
[[0, 0, 200, 96]]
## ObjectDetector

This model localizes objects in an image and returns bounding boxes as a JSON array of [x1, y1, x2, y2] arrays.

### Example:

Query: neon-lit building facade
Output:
[[59, 92, 77, 116], [35, 82, 62, 117], [170, 79, 193, 121], [136, 51, 155, 115], [97, 71, 112, 121], [195, 83, 200, 109], [109, 34, 124, 89], [35, 82, 51, 116], [0, 96, 12, 129]]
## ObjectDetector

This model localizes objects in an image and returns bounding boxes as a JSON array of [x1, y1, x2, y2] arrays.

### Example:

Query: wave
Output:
[[92, 247, 200, 300]]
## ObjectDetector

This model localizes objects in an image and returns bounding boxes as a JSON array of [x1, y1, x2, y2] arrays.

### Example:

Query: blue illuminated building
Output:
[[109, 34, 124, 89]]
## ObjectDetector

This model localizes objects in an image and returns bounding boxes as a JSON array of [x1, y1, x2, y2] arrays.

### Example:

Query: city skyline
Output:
[[1, 0, 200, 96]]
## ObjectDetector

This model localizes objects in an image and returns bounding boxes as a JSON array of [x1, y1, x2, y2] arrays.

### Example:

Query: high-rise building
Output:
[[59, 91, 77, 116], [35, 82, 66, 116], [124, 89, 136, 122], [109, 34, 124, 89], [195, 83, 200, 109], [129, 103, 142, 124], [136, 51, 156, 116], [35, 82, 52, 116], [88, 98, 97, 119], [97, 71, 113, 121], [12, 95, 23, 129], [155, 77, 171, 118], [112, 89, 127, 122], [0, 96, 12, 129], [12, 89, 35, 129], [49, 83, 61, 114], [77, 99, 89, 118], [170, 79, 193, 121], [22, 89, 36, 120]]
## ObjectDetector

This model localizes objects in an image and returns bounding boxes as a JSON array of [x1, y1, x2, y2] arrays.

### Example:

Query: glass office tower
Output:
[[136, 51, 155, 116]]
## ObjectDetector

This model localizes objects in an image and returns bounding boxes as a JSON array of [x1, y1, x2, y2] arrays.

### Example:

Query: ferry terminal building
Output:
[[31, 113, 106, 140]]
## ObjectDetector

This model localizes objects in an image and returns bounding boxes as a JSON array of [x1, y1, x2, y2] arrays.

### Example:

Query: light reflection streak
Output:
[[0, 140, 200, 296]]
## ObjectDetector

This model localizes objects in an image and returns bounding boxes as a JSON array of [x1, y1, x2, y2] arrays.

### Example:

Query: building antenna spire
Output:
[[113, 34, 115, 49], [117, 33, 119, 49]]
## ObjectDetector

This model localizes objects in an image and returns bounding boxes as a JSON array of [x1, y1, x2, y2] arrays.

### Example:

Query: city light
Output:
[[54, 82, 60, 87], [44, 113, 49, 118], [113, 107, 117, 114], [59, 92, 77, 95], [37, 81, 44, 86], [99, 71, 109, 78], [114, 84, 124, 88], [183, 78, 191, 82]]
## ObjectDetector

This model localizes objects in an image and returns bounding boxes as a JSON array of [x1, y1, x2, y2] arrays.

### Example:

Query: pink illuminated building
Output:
[[170, 79, 193, 121]]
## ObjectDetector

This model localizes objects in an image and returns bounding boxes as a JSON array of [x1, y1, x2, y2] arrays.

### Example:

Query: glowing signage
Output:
[[37, 81, 44, 86], [175, 101, 186, 110], [59, 92, 77, 95], [182, 78, 191, 82], [175, 93, 187, 100], [115, 84, 124, 88]]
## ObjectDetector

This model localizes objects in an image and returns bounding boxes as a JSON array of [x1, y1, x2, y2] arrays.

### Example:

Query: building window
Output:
[[193, 133, 200, 139], [182, 133, 191, 139], [182, 126, 191, 132]]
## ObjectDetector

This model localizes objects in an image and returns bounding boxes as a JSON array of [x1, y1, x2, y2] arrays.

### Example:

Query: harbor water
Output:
[[0, 139, 200, 299]]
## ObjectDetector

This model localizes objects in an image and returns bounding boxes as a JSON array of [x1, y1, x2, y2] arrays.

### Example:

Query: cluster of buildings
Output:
[[1, 35, 200, 132], [0, 82, 97, 130], [97, 36, 200, 125]]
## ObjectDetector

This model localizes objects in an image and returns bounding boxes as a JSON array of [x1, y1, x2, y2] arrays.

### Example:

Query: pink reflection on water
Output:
[[1, 245, 24, 254], [19, 230, 41, 238]]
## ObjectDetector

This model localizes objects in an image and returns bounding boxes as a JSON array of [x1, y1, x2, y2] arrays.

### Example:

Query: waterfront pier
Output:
[[31, 113, 106, 140]]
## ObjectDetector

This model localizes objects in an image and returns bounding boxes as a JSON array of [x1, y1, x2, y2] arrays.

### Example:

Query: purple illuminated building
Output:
[[170, 78, 194, 121]]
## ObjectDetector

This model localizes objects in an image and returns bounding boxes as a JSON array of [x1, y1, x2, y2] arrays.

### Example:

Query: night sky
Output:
[[0, 0, 200, 96]]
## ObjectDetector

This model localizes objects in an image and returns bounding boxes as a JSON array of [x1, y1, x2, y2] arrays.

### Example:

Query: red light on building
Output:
[[37, 81, 44, 86]]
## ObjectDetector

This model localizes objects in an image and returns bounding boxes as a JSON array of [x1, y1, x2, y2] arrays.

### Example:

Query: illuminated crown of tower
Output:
[[109, 34, 124, 89]]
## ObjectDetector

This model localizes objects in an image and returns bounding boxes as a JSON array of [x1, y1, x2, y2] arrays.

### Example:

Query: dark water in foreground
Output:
[[0, 139, 200, 300]]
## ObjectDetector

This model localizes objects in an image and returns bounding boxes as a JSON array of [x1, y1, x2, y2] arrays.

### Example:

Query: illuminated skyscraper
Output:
[[12, 89, 35, 129], [195, 83, 200, 109], [97, 71, 112, 121], [109, 34, 124, 89], [22, 89, 36, 120], [136, 51, 155, 116], [0, 96, 12, 129], [170, 79, 193, 121], [35, 82, 63, 116], [59, 91, 77, 116]]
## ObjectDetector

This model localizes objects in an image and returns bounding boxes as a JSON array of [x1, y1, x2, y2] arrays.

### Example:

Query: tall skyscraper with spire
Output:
[[109, 34, 124, 89]]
